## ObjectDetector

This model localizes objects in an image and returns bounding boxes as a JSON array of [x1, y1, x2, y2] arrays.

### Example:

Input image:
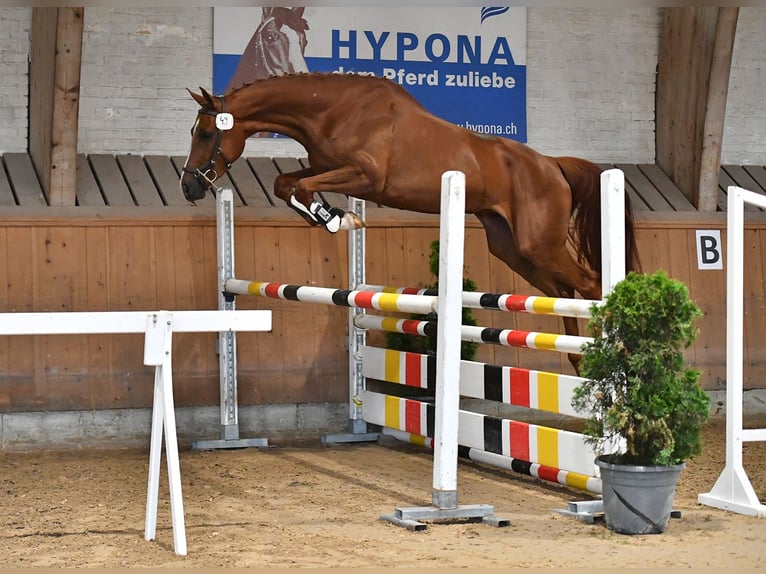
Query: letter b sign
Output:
[[696, 230, 723, 270]]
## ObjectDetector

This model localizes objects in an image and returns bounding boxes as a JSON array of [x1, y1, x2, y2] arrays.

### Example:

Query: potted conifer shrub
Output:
[[572, 270, 710, 534]]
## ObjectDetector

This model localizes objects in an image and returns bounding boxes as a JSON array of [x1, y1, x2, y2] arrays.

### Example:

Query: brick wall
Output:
[[1, 7, 765, 164], [77, 7, 212, 156], [722, 7, 766, 165], [527, 8, 662, 162], [0, 8, 31, 154]]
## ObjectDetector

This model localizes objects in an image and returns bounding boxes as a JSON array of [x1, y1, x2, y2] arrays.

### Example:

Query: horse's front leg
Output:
[[275, 166, 367, 233], [274, 168, 323, 227]]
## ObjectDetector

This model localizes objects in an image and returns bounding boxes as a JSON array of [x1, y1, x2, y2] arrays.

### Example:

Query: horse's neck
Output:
[[231, 78, 327, 145]]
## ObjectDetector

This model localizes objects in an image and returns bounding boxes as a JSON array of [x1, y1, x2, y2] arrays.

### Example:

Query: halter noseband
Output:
[[183, 94, 234, 191]]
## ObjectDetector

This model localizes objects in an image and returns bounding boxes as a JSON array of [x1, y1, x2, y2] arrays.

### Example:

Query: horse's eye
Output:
[[198, 130, 213, 141]]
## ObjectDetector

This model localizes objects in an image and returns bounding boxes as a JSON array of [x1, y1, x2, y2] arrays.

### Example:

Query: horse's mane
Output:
[[226, 72, 419, 104]]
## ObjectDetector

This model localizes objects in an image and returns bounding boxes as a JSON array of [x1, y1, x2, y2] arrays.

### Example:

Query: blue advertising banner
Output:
[[213, 6, 527, 142]]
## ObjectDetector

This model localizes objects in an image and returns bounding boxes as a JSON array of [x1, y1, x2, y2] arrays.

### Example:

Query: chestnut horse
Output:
[[180, 72, 639, 372]]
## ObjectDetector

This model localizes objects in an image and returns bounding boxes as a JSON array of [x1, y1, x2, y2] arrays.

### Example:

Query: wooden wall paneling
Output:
[[626, 181, 651, 212], [616, 163, 673, 212], [722, 166, 764, 212], [670, 227, 726, 388], [3, 228, 37, 411], [247, 157, 280, 205], [226, 158, 271, 207], [240, 225, 291, 404], [742, 166, 766, 194], [755, 227, 766, 387], [463, 225, 492, 293], [598, 163, 650, 212], [89, 154, 134, 207], [742, 227, 766, 388], [255, 227, 314, 403], [282, 226, 323, 402], [229, 225, 265, 405], [309, 228, 347, 289], [306, 228, 350, 403], [152, 224, 185, 397], [638, 164, 697, 212], [378, 227, 406, 288], [116, 155, 164, 207], [364, 227, 393, 287], [145, 155, 187, 207], [722, 165, 763, 195], [5, 227, 35, 312], [635, 227, 673, 276], [105, 226, 157, 408], [462, 226, 496, 366], [0, 228, 9, 408], [184, 225, 220, 404], [83, 226, 113, 410], [360, 227, 390, 351], [34, 226, 93, 410], [715, 183, 728, 212], [75, 154, 105, 207], [403, 227, 439, 288], [719, 168, 760, 213], [4, 154, 47, 206], [0, 158, 17, 206]]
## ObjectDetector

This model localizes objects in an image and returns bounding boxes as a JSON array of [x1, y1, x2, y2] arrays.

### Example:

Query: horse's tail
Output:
[[555, 157, 641, 279]]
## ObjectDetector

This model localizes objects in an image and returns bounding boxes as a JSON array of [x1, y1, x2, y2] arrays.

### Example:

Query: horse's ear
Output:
[[198, 87, 217, 109], [293, 7, 305, 17], [187, 88, 206, 108]]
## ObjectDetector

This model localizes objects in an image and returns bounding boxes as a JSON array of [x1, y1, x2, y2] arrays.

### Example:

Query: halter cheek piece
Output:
[[183, 95, 234, 191]]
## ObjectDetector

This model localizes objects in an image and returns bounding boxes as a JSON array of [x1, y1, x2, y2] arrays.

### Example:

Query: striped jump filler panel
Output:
[[361, 346, 584, 418], [361, 391, 600, 493], [361, 347, 435, 390]]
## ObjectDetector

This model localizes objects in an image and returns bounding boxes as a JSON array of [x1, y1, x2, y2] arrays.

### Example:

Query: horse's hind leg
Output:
[[476, 211, 596, 374]]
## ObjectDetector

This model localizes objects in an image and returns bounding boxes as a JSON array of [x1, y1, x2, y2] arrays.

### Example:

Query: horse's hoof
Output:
[[340, 212, 366, 230]]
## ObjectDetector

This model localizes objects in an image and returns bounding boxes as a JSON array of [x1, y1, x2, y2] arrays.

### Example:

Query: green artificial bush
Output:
[[572, 270, 710, 466]]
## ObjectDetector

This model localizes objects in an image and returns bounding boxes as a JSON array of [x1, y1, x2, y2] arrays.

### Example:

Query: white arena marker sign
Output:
[[696, 230, 723, 270], [216, 112, 234, 130]]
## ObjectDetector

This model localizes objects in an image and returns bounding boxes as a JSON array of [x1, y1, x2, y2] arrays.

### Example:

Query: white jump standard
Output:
[[377, 171, 509, 529], [698, 186, 766, 517]]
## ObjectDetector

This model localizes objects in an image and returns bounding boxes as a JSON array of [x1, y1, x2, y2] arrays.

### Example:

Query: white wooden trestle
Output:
[[0, 309, 272, 555]]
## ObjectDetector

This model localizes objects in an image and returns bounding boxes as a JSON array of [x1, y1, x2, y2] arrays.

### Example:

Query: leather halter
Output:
[[183, 95, 234, 191]]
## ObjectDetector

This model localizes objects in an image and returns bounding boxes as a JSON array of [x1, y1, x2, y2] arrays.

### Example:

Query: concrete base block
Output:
[[0, 402, 349, 451]]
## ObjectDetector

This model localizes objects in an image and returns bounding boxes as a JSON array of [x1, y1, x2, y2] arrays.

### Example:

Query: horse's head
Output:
[[253, 7, 309, 78], [180, 87, 246, 202]]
